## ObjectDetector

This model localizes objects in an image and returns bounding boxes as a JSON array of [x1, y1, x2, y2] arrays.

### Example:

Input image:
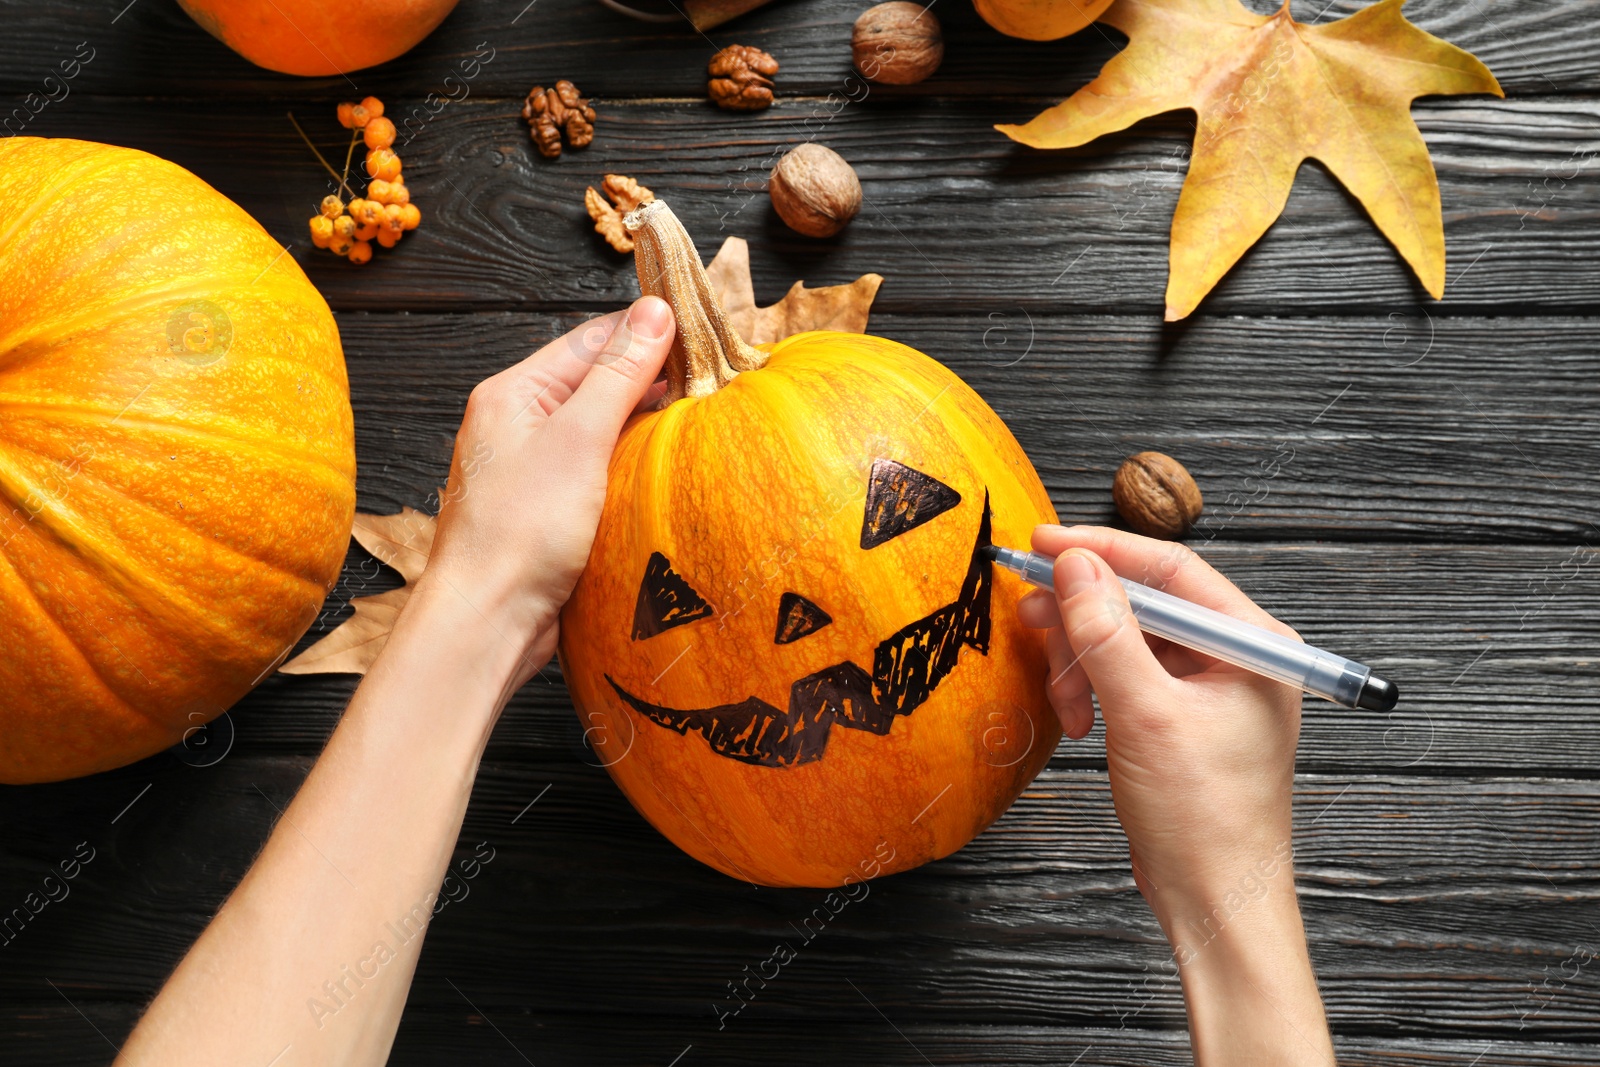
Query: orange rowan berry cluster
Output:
[[305, 96, 422, 264]]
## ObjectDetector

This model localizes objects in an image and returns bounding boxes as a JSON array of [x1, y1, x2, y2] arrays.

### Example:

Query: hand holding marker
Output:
[[987, 544, 1399, 711]]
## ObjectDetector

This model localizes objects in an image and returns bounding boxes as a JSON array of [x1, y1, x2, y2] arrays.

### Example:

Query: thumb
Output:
[[1054, 548, 1171, 714], [561, 295, 674, 441]]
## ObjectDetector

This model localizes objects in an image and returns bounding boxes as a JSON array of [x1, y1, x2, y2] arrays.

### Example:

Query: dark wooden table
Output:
[[3, 1, 1598, 1063]]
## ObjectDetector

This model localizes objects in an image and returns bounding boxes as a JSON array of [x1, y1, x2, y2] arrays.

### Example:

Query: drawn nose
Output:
[[774, 592, 831, 645]]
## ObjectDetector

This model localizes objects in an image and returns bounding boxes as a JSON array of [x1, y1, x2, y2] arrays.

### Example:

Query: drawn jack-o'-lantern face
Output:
[[609, 458, 995, 769], [559, 329, 1059, 888]]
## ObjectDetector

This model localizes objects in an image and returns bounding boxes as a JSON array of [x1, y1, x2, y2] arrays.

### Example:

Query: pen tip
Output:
[[979, 544, 1000, 562], [1356, 675, 1399, 713]]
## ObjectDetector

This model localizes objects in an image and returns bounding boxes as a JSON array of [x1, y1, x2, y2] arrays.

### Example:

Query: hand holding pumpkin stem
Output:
[[419, 296, 675, 679]]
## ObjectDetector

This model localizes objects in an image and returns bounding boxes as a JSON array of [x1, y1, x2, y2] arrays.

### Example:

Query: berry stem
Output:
[[340, 127, 359, 195], [287, 111, 356, 200]]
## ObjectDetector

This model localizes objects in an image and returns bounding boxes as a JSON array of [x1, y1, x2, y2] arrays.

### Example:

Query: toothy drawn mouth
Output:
[[606, 495, 993, 768]]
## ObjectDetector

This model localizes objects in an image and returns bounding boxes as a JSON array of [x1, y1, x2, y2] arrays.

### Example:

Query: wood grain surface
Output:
[[1, 0, 1596, 97], [15, 96, 1600, 316], [1, 0, 1597, 1063]]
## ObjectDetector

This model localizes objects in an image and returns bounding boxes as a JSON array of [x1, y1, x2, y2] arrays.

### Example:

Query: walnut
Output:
[[768, 143, 861, 238], [708, 45, 779, 111], [852, 2, 944, 85], [1113, 451, 1204, 540], [521, 79, 596, 158], [585, 174, 656, 253]]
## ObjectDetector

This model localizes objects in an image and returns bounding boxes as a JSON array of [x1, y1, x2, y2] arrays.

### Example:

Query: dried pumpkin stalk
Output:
[[625, 199, 768, 401]]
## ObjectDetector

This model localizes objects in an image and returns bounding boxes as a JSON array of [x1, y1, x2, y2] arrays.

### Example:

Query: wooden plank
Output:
[[234, 539, 1600, 775], [0, 0, 1592, 99], [323, 310, 1600, 542], [5, 1008, 1597, 1067], [12, 96, 1599, 315], [5, 1010, 1599, 1067], [382, 1021, 1600, 1067], [2, 759, 1596, 1039]]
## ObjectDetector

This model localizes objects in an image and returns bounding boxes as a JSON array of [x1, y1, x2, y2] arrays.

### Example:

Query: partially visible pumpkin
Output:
[[177, 0, 460, 77], [0, 139, 355, 783], [559, 202, 1060, 888], [974, 0, 1113, 40]]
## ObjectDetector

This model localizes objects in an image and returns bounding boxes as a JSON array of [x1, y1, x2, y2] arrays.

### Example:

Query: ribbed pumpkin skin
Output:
[[0, 139, 355, 784], [177, 0, 460, 76], [561, 331, 1060, 888], [973, 0, 1113, 40]]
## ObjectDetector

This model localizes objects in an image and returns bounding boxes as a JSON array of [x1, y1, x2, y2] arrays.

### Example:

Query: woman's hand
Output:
[[1017, 524, 1301, 914], [421, 296, 674, 685], [1017, 525, 1335, 1066]]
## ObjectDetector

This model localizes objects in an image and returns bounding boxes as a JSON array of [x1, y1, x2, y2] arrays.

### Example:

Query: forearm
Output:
[[120, 576, 528, 1066], [1160, 863, 1336, 1067]]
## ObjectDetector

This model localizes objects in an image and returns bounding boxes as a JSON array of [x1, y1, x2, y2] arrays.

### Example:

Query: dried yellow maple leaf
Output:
[[997, 0, 1501, 320]]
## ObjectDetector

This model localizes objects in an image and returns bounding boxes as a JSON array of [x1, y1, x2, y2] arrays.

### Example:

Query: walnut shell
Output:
[[1112, 451, 1203, 540], [769, 143, 862, 238], [852, 1, 944, 85]]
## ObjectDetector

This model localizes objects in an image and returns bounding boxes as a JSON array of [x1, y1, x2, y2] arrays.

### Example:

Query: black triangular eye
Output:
[[774, 592, 832, 645], [632, 552, 714, 640], [860, 458, 961, 549]]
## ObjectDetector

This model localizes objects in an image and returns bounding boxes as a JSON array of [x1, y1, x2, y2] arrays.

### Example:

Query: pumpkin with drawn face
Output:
[[559, 203, 1059, 888]]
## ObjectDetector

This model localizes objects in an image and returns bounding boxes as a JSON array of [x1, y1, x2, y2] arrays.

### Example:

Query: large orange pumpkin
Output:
[[177, 0, 461, 77], [560, 203, 1060, 888], [0, 139, 355, 784]]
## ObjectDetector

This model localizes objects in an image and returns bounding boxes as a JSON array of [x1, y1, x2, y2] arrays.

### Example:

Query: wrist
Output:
[[320, 569, 551, 789], [1151, 837, 1299, 947], [1152, 844, 1335, 1066], [387, 571, 551, 704], [409, 565, 558, 661], [1175, 909, 1333, 1066]]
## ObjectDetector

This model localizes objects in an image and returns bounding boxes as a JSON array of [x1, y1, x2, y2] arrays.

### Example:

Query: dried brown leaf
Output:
[[351, 506, 435, 582], [280, 507, 437, 676], [705, 236, 883, 345], [278, 587, 410, 676]]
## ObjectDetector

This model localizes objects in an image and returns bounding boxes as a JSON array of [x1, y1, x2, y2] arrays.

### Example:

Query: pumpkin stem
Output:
[[625, 200, 767, 403]]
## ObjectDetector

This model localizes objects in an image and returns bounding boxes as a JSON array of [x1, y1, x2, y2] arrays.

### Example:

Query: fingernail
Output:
[[1058, 552, 1097, 599], [630, 295, 673, 341]]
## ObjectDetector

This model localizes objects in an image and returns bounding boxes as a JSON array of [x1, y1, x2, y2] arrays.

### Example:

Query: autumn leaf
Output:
[[705, 236, 883, 344], [997, 0, 1502, 320], [280, 506, 436, 676]]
